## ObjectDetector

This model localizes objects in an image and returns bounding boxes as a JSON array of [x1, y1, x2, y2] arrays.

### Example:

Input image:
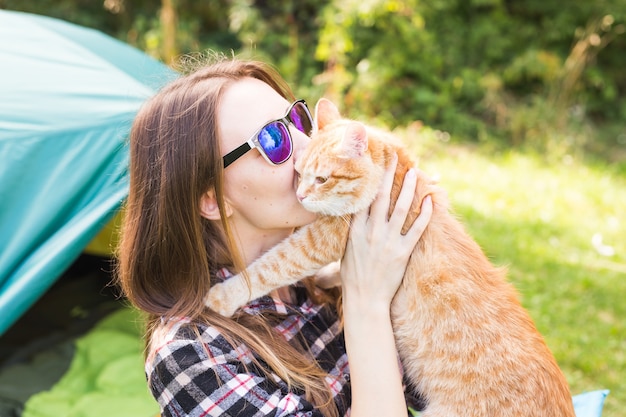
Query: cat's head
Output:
[[294, 98, 384, 216]]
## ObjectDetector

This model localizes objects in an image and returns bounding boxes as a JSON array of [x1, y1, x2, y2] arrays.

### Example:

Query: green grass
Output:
[[402, 131, 625, 417]]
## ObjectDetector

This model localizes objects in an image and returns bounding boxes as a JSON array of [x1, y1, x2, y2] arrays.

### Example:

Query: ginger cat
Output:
[[207, 98, 576, 416]]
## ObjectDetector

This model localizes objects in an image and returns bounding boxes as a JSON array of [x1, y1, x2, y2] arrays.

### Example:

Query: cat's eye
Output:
[[315, 176, 328, 184]]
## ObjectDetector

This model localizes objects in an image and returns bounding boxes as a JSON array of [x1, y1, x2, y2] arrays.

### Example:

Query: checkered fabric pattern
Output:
[[146, 284, 351, 416]]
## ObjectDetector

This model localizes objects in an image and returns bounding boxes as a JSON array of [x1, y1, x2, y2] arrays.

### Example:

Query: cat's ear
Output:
[[341, 122, 368, 158], [315, 98, 342, 130], [199, 188, 232, 220]]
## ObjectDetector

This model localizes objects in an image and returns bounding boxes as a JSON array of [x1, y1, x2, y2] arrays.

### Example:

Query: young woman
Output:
[[117, 57, 433, 417]]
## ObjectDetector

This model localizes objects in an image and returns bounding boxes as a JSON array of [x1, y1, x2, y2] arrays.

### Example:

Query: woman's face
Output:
[[217, 78, 317, 237]]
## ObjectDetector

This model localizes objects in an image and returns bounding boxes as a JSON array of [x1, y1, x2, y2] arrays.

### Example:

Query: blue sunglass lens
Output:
[[258, 122, 292, 164], [289, 102, 313, 136]]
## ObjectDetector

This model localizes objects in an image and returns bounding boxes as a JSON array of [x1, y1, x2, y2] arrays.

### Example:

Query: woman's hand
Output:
[[341, 154, 433, 311], [340, 154, 432, 417]]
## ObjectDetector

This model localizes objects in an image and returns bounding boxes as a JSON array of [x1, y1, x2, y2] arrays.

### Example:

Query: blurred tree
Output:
[[1, 0, 624, 155], [160, 0, 178, 65], [226, 0, 330, 93], [312, 0, 626, 155]]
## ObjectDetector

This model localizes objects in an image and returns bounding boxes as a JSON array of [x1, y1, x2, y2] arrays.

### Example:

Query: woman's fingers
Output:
[[387, 167, 417, 232], [368, 153, 398, 223], [351, 157, 432, 256], [404, 194, 433, 244], [350, 205, 369, 240], [341, 160, 433, 308]]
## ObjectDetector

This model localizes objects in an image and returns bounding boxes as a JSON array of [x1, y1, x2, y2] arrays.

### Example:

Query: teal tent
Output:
[[0, 10, 177, 336]]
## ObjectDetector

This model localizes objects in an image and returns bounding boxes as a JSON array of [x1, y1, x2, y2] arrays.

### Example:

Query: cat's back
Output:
[[393, 217, 576, 416]]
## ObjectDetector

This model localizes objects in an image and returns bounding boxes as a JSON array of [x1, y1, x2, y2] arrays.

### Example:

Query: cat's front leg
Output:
[[206, 216, 348, 317]]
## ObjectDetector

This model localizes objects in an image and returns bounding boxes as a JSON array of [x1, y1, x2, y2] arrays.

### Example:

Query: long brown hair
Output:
[[116, 56, 339, 416]]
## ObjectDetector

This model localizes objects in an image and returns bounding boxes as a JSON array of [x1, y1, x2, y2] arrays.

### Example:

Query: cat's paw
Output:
[[205, 281, 243, 317], [314, 261, 341, 289]]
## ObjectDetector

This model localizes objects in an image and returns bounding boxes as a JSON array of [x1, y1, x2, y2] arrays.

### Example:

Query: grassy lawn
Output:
[[403, 131, 625, 417]]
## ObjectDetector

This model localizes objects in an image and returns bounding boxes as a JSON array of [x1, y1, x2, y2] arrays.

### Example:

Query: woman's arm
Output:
[[341, 155, 433, 417]]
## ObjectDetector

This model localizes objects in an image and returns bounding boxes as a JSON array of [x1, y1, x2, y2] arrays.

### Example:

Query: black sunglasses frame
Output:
[[222, 99, 313, 168]]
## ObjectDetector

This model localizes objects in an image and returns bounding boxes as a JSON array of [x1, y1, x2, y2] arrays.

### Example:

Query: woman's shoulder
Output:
[[146, 284, 342, 370], [147, 317, 242, 371]]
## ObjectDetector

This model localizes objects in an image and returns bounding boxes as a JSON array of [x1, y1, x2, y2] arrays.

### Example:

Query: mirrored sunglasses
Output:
[[222, 99, 313, 168]]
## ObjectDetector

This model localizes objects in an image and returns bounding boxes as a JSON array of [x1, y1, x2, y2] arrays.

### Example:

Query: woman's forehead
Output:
[[218, 78, 290, 146], [222, 78, 288, 118]]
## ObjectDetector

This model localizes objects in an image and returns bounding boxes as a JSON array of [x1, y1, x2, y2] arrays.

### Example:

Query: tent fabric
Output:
[[0, 10, 178, 336], [573, 390, 610, 417]]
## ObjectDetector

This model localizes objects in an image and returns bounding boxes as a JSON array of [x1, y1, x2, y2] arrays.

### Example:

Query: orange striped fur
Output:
[[206, 98, 575, 416]]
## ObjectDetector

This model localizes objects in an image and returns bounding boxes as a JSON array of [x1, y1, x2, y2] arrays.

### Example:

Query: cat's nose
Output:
[[296, 192, 306, 202]]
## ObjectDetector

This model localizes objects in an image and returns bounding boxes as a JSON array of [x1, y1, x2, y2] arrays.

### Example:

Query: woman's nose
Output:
[[291, 128, 310, 162]]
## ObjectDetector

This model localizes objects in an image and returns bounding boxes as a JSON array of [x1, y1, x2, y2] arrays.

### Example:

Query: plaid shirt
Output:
[[146, 282, 351, 417]]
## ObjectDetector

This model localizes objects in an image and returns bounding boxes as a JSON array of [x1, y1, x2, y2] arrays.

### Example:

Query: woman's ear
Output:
[[199, 189, 232, 220]]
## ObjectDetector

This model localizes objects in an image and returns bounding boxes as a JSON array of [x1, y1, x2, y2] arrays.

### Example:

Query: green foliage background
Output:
[[2, 0, 625, 163], [1, 0, 625, 415]]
